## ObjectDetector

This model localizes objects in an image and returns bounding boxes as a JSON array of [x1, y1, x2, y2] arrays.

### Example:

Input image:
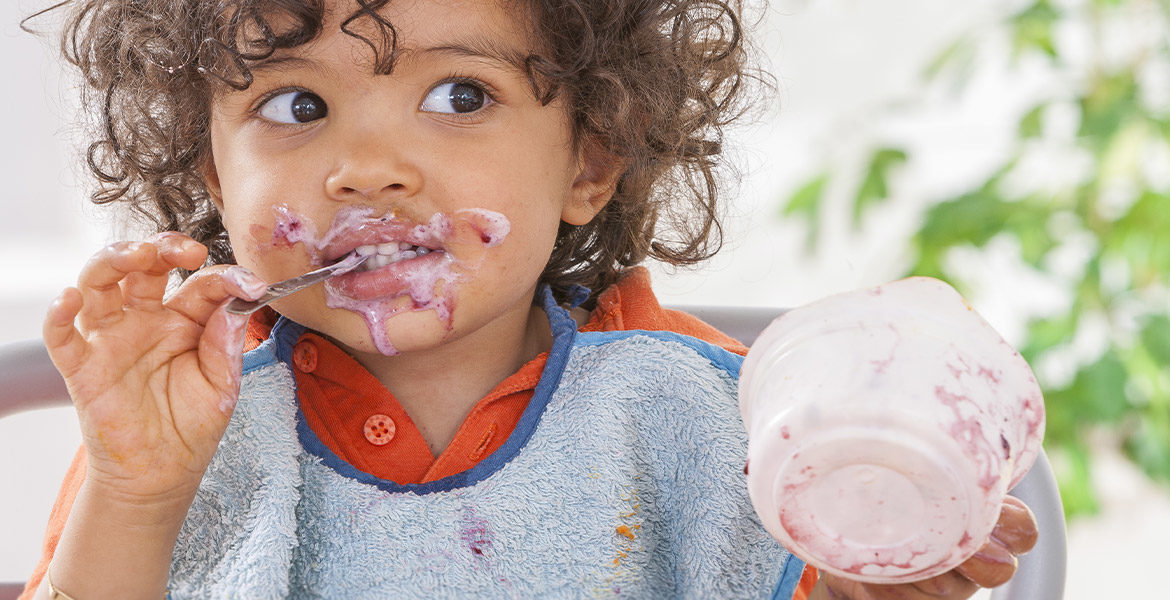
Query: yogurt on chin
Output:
[[266, 204, 511, 356]]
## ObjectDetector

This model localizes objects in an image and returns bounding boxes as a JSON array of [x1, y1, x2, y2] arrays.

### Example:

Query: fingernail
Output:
[[991, 501, 1038, 550], [973, 543, 1017, 567], [225, 267, 268, 299]]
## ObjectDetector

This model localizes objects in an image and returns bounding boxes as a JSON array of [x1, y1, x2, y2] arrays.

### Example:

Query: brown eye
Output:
[[421, 81, 492, 114], [260, 90, 328, 123]]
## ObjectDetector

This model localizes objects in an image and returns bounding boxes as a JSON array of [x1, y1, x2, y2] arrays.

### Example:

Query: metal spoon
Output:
[[223, 253, 370, 315]]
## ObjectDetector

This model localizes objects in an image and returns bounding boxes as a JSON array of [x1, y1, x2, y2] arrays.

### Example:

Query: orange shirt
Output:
[[22, 268, 816, 598]]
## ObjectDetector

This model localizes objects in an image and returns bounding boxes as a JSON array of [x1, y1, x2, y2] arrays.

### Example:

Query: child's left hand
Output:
[[809, 496, 1039, 599]]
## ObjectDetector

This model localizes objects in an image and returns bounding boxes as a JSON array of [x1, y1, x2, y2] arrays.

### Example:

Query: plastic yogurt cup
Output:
[[738, 277, 1045, 583]]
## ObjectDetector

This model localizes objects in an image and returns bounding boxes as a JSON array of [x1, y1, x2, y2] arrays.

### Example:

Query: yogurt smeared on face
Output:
[[269, 204, 511, 355]]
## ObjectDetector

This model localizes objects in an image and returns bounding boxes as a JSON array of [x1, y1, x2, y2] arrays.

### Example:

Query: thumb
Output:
[[197, 305, 250, 416]]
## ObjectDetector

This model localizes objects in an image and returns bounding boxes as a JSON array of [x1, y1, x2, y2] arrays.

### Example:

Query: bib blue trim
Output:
[[241, 328, 281, 374], [772, 557, 808, 600], [575, 328, 745, 378], [258, 286, 578, 495]]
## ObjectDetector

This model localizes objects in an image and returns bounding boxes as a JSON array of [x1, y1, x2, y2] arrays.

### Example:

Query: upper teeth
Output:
[[353, 242, 431, 270]]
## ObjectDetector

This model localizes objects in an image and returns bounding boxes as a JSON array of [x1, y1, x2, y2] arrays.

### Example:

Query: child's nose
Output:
[[324, 134, 422, 203]]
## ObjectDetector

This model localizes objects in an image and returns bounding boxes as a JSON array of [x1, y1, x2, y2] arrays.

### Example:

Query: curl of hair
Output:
[[48, 0, 760, 301], [525, 0, 757, 303]]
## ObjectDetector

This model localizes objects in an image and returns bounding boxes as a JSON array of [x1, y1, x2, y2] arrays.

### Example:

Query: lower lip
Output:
[[326, 251, 449, 301], [322, 251, 457, 356]]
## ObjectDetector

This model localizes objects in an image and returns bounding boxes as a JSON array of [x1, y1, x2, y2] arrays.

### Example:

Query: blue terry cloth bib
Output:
[[168, 288, 803, 599]]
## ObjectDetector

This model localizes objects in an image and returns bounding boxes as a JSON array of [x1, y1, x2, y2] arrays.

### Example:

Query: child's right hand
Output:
[[42, 233, 267, 506]]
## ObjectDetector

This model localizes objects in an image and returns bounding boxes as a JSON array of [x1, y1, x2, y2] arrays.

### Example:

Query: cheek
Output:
[[220, 202, 315, 281], [489, 217, 560, 283]]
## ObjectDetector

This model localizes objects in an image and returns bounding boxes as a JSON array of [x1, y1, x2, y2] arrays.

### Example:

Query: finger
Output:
[[147, 231, 210, 272], [42, 287, 87, 378], [219, 266, 269, 302], [954, 538, 1018, 588], [76, 242, 161, 327], [197, 304, 250, 415], [991, 496, 1039, 554], [907, 571, 978, 597], [118, 234, 209, 310], [119, 268, 172, 312], [164, 266, 267, 328]]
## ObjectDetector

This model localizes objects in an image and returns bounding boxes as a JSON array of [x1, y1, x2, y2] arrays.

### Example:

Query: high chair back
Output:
[[0, 306, 1067, 599]]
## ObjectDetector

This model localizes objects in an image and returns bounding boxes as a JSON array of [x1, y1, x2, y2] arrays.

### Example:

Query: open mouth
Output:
[[278, 204, 511, 356], [347, 241, 438, 271]]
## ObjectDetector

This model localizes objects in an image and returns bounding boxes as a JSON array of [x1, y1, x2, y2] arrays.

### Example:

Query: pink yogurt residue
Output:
[[271, 205, 318, 249], [268, 204, 511, 355]]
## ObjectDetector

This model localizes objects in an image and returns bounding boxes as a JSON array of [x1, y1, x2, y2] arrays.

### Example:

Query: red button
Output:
[[293, 340, 318, 373], [363, 414, 396, 446]]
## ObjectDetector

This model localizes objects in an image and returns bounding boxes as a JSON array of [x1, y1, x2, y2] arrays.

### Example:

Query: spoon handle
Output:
[[223, 253, 369, 315]]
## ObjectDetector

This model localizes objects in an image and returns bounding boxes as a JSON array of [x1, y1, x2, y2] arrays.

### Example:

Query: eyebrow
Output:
[[406, 36, 532, 72], [245, 55, 329, 77], [243, 35, 534, 79], [248, 52, 320, 71]]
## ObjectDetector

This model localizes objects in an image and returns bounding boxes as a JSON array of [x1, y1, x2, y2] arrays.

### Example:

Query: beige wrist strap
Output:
[[45, 569, 169, 600], [45, 570, 77, 600]]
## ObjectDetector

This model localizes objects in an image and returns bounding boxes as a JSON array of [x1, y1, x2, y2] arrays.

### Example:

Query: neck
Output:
[[342, 298, 553, 456]]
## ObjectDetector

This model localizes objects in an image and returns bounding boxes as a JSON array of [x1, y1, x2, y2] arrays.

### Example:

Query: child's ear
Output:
[[562, 143, 625, 226], [201, 157, 225, 212]]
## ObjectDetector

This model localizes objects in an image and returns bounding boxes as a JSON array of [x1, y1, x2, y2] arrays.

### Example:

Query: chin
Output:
[[344, 306, 460, 358]]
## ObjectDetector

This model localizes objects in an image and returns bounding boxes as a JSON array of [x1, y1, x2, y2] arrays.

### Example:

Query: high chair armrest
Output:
[[992, 450, 1067, 599], [0, 339, 71, 600], [0, 338, 71, 419]]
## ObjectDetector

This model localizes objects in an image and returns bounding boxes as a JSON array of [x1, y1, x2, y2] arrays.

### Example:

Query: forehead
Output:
[[244, 0, 541, 70]]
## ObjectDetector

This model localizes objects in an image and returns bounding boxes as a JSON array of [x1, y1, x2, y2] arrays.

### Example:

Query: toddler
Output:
[[23, 0, 1037, 598]]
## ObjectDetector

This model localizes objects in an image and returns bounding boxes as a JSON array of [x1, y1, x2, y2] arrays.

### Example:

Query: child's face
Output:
[[204, 0, 612, 357]]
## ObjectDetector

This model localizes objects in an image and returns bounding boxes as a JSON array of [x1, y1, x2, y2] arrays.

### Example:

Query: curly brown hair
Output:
[[38, 0, 760, 304]]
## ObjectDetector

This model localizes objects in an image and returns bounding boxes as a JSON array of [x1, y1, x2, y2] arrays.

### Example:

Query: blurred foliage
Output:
[[781, 0, 1170, 517]]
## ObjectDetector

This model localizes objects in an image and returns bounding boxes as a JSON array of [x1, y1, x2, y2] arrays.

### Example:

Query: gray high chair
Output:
[[0, 307, 1067, 599]]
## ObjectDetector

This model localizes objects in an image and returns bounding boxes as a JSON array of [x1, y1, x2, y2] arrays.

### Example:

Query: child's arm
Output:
[[28, 233, 266, 600], [807, 496, 1039, 600]]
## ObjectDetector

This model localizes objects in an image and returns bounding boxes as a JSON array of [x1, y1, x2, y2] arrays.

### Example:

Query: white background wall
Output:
[[1, 0, 1165, 594]]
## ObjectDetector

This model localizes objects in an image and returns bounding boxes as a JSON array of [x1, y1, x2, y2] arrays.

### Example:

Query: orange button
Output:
[[293, 340, 318, 373], [363, 414, 396, 446]]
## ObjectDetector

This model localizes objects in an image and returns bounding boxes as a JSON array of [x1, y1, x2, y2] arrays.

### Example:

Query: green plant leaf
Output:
[[1139, 315, 1170, 366], [1125, 414, 1170, 482], [781, 174, 828, 221], [914, 180, 1011, 253], [1042, 387, 1080, 448], [852, 148, 908, 226], [780, 173, 829, 252], [1019, 104, 1046, 138], [1067, 350, 1131, 422], [1003, 200, 1059, 267], [1021, 312, 1079, 363], [1109, 191, 1170, 287], [923, 37, 977, 91], [1050, 442, 1099, 516], [1079, 70, 1140, 148], [1010, 0, 1061, 60]]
